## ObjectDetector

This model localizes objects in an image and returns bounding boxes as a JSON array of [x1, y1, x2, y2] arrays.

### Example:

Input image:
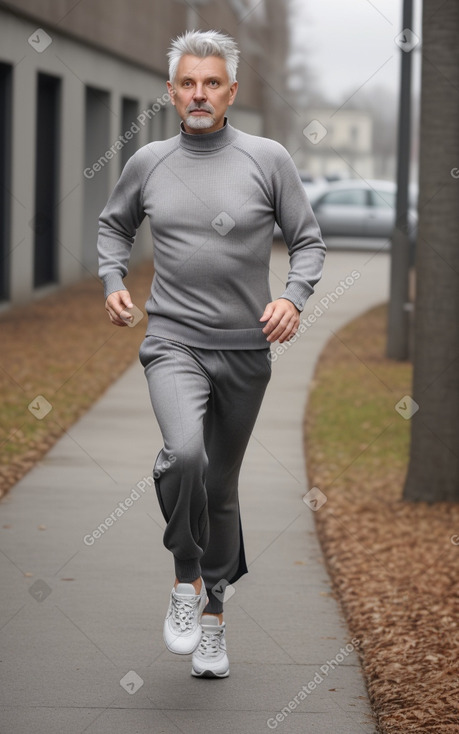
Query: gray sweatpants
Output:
[[139, 335, 271, 614]]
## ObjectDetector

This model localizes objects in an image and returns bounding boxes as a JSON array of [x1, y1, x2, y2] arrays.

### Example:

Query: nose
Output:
[[194, 83, 206, 101]]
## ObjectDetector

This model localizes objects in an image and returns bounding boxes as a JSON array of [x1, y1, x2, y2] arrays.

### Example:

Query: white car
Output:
[[308, 179, 417, 251], [274, 178, 417, 252]]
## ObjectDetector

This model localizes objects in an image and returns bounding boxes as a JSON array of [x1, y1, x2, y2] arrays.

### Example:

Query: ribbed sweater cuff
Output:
[[280, 282, 313, 312], [102, 273, 127, 300]]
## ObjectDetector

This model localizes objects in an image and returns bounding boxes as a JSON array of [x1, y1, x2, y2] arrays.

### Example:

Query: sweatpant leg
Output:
[[200, 347, 272, 613], [139, 336, 212, 583]]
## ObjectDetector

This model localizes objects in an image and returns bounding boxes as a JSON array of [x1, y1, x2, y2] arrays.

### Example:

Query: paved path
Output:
[[0, 247, 389, 733]]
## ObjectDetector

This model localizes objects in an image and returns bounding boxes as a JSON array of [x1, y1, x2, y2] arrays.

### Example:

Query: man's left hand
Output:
[[260, 298, 300, 344]]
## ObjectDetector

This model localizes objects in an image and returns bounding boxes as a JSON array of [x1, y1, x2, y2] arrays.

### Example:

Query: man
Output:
[[98, 29, 325, 679]]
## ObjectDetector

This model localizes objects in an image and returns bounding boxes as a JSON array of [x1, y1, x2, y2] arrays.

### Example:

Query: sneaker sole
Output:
[[191, 668, 229, 678]]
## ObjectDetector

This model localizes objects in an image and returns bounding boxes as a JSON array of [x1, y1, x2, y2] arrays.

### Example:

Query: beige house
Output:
[[294, 108, 375, 181]]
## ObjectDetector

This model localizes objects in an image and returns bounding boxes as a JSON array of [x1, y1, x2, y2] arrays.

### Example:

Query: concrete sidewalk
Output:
[[0, 247, 388, 733]]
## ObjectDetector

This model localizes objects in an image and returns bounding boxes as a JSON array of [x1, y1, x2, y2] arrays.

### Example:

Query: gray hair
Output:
[[167, 30, 240, 84]]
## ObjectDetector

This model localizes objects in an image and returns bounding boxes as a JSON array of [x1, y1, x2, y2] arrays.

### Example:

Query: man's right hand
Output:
[[105, 290, 134, 327]]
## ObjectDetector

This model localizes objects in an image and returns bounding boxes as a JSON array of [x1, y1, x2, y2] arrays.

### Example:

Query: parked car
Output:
[[308, 179, 418, 251], [274, 178, 417, 252]]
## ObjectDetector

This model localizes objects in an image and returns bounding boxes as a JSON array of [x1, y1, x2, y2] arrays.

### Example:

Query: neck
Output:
[[179, 118, 237, 152]]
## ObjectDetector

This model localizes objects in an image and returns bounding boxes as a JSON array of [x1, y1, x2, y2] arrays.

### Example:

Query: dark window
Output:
[[149, 104, 167, 141], [0, 63, 12, 301], [33, 73, 61, 288], [121, 97, 139, 169], [83, 86, 110, 274]]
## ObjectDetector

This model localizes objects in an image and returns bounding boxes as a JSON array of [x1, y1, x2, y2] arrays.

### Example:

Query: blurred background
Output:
[[0, 0, 422, 308]]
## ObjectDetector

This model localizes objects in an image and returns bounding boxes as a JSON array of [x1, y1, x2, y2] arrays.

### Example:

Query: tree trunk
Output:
[[403, 0, 459, 501]]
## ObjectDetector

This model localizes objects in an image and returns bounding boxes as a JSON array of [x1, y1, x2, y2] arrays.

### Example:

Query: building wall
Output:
[[0, 0, 263, 112], [0, 0, 186, 76], [0, 1, 267, 307]]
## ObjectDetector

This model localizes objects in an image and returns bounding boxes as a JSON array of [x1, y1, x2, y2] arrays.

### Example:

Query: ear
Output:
[[227, 81, 238, 107], [166, 81, 176, 106]]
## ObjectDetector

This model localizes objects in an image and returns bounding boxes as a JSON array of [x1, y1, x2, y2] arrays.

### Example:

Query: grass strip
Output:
[[304, 304, 459, 733]]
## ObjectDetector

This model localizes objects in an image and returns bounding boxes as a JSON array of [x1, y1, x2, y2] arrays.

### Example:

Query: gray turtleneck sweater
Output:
[[97, 119, 326, 349]]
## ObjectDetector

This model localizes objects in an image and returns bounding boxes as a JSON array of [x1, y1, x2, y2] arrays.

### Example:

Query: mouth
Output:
[[190, 109, 211, 114]]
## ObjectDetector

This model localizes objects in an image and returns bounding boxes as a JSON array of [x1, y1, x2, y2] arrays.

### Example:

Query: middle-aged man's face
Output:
[[167, 54, 238, 134]]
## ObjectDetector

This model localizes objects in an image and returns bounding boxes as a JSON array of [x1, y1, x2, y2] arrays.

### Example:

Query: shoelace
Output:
[[171, 593, 200, 631], [197, 629, 223, 658]]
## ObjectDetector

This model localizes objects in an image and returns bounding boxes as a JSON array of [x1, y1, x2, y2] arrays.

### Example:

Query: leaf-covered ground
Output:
[[304, 304, 459, 733], [0, 262, 154, 498]]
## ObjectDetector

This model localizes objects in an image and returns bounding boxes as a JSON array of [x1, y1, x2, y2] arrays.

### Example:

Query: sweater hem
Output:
[[145, 315, 271, 350]]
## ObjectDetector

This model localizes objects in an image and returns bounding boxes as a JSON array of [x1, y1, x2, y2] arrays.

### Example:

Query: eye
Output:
[[209, 80, 219, 87]]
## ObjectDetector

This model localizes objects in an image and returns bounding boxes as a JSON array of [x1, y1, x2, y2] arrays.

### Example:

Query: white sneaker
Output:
[[191, 615, 230, 678], [163, 579, 208, 655]]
